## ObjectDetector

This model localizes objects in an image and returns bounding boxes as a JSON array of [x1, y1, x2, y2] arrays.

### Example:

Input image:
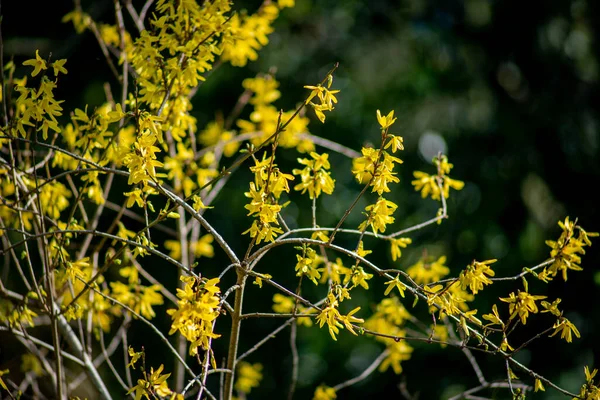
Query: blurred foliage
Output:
[[2, 0, 599, 398]]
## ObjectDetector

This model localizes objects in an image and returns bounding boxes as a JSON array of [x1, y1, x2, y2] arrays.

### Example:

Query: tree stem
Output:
[[223, 267, 247, 400]]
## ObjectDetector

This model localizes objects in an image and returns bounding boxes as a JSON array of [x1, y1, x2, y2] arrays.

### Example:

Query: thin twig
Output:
[[333, 349, 389, 391]]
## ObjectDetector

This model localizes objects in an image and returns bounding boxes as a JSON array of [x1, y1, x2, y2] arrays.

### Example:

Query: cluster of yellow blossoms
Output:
[[167, 276, 221, 356], [352, 110, 404, 235], [243, 153, 293, 244], [293, 152, 336, 199], [412, 154, 464, 200], [127, 348, 183, 400], [1, 0, 599, 398]]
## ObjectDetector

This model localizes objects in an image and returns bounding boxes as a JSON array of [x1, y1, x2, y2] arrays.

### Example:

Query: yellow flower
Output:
[[316, 293, 343, 340], [407, 256, 450, 285], [0, 369, 9, 391], [550, 317, 580, 343], [534, 378, 545, 392], [344, 266, 373, 290], [459, 259, 496, 294], [412, 155, 464, 200], [389, 237, 411, 261], [127, 346, 143, 369], [376, 109, 397, 130], [51, 59, 68, 76], [235, 362, 263, 394], [541, 298, 562, 317], [192, 234, 215, 258], [127, 364, 173, 400], [319, 257, 350, 285], [313, 385, 337, 400], [425, 283, 467, 318], [167, 276, 222, 356], [338, 307, 364, 335], [303, 77, 340, 123], [23, 50, 47, 77], [384, 276, 406, 297], [293, 152, 336, 199], [278, 0, 295, 8], [295, 247, 323, 285], [21, 354, 44, 376], [355, 241, 372, 258], [544, 217, 598, 281], [499, 290, 546, 325], [379, 340, 413, 374], [359, 198, 397, 235], [385, 134, 404, 153], [482, 304, 504, 328], [243, 76, 281, 105]]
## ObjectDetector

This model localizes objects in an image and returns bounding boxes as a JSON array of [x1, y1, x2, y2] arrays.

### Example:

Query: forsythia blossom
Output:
[[293, 152, 336, 199], [459, 259, 496, 294], [167, 276, 221, 356], [304, 75, 340, 123], [544, 216, 597, 281], [412, 154, 464, 200], [499, 289, 546, 325]]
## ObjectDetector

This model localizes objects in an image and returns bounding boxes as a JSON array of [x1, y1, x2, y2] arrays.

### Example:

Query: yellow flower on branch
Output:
[[389, 237, 412, 261], [293, 152, 336, 199], [316, 293, 343, 340], [384, 276, 406, 297], [412, 154, 464, 200], [295, 246, 323, 285], [23, 50, 47, 77], [376, 109, 397, 130], [167, 276, 221, 356], [127, 364, 174, 399], [358, 197, 398, 235], [459, 259, 496, 294], [482, 304, 504, 328], [313, 385, 337, 400], [544, 217, 598, 281], [550, 317, 580, 343], [304, 75, 340, 123], [499, 290, 546, 325], [407, 255, 450, 285], [379, 339, 413, 374], [541, 298, 562, 317]]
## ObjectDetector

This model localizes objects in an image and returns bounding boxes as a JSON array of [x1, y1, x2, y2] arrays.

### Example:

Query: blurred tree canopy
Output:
[[1, 0, 599, 398]]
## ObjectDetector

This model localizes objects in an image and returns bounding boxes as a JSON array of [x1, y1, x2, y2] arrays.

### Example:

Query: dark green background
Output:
[[2, 0, 600, 398]]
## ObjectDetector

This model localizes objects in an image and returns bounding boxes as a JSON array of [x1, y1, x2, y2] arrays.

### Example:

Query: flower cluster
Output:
[[237, 75, 314, 151], [167, 276, 221, 356], [304, 75, 340, 123], [364, 297, 414, 374], [412, 154, 464, 200], [459, 259, 496, 294], [9, 52, 67, 139], [407, 255, 450, 285], [243, 154, 294, 244], [293, 152, 336, 199], [234, 362, 263, 394], [127, 362, 182, 400], [315, 292, 364, 341], [425, 282, 474, 319], [313, 385, 337, 400], [272, 294, 315, 326], [575, 366, 600, 399], [389, 237, 412, 261], [295, 246, 323, 285], [352, 111, 405, 236], [543, 216, 598, 281], [499, 289, 546, 325], [109, 266, 164, 320]]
